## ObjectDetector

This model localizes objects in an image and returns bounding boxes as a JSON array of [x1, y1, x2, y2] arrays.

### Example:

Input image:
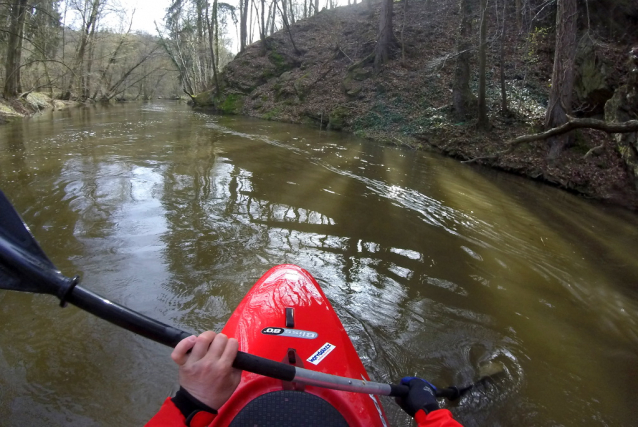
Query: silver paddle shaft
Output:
[[293, 366, 395, 395]]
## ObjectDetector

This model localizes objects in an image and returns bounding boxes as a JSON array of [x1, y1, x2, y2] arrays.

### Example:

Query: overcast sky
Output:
[[114, 0, 242, 51], [113, 0, 347, 53], [124, 0, 172, 34]]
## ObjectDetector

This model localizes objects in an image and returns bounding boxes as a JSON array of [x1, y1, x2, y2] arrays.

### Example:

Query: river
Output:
[[0, 102, 637, 426]]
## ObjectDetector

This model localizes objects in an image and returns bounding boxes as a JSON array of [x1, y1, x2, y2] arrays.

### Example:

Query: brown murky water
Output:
[[1, 102, 637, 426]]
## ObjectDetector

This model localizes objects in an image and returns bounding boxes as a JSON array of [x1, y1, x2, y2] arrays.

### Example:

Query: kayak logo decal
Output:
[[261, 327, 318, 339], [307, 342, 336, 365]]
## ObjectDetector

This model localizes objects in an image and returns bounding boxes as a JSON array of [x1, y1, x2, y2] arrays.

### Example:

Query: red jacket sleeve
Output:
[[415, 408, 463, 427], [145, 398, 217, 427]]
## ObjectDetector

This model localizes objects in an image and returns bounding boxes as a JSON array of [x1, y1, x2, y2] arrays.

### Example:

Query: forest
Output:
[[0, 0, 350, 102], [2, 0, 638, 208]]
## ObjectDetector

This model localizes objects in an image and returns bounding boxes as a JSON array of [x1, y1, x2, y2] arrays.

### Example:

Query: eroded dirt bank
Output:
[[0, 93, 77, 124]]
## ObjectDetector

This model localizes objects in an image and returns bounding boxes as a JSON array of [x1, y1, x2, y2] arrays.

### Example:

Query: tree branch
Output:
[[462, 117, 638, 164], [505, 117, 638, 146]]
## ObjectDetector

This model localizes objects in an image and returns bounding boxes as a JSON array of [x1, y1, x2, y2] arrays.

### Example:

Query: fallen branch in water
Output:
[[462, 118, 638, 164]]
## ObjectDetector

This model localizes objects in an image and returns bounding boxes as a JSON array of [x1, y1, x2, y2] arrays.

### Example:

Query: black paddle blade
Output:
[[0, 190, 73, 296]]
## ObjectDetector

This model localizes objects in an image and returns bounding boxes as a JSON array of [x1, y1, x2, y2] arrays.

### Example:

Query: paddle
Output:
[[0, 189, 499, 400]]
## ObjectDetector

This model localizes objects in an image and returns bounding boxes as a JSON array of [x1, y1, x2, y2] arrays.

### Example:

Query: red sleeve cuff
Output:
[[415, 408, 463, 427], [145, 397, 217, 427]]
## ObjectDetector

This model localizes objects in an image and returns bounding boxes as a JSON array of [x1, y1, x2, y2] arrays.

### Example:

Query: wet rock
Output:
[[574, 41, 614, 115], [604, 47, 638, 189]]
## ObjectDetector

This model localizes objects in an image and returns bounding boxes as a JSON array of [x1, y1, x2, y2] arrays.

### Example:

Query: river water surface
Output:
[[0, 102, 637, 426]]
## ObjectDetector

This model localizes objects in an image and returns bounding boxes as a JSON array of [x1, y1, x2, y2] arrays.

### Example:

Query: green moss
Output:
[[264, 107, 282, 120], [268, 51, 289, 76], [352, 67, 372, 81], [267, 50, 299, 77], [575, 56, 607, 100], [342, 73, 362, 98], [218, 93, 245, 114], [328, 107, 349, 130], [294, 74, 310, 100], [193, 90, 215, 106]]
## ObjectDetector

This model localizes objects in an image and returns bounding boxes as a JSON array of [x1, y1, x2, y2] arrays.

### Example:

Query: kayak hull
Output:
[[213, 264, 388, 426]]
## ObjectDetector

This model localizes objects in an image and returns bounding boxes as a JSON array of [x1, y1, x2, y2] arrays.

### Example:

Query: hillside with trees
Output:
[[194, 0, 638, 209], [2, 0, 638, 209]]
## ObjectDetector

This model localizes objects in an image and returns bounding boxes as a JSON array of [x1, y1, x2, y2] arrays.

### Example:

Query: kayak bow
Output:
[[213, 264, 390, 426]]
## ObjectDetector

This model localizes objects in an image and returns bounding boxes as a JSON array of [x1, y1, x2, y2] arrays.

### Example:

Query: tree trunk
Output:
[[289, 0, 295, 24], [261, 0, 266, 41], [206, 1, 221, 95], [249, 0, 254, 44], [499, 0, 508, 114], [373, 0, 395, 73], [3, 0, 29, 98], [281, 0, 288, 27], [515, 0, 521, 32], [452, 0, 474, 120], [240, 0, 249, 51], [276, 0, 300, 54], [65, 0, 101, 100], [314, 0, 318, 15], [544, 0, 578, 161], [84, 19, 98, 99], [477, 0, 489, 128]]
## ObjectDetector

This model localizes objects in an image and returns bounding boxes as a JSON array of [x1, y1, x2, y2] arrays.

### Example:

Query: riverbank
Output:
[[0, 93, 77, 123], [194, 0, 638, 211]]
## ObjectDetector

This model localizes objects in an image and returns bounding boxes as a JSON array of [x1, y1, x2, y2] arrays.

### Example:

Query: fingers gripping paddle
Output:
[[0, 190, 499, 399]]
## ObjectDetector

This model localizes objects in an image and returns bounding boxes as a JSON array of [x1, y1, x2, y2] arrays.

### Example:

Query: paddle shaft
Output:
[[65, 286, 417, 396], [66, 287, 465, 399], [65, 286, 300, 384]]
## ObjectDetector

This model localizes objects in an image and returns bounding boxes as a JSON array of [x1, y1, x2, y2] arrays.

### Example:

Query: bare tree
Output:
[[373, 0, 395, 72], [3, 0, 29, 98], [205, 0, 221, 94], [452, 0, 474, 120], [544, 0, 578, 160], [239, 0, 249, 51], [63, 0, 103, 100], [497, 0, 508, 114], [477, 0, 489, 129]]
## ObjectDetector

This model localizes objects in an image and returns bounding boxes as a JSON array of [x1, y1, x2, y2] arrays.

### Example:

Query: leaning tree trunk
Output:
[[3, 0, 29, 98], [544, 0, 578, 161]]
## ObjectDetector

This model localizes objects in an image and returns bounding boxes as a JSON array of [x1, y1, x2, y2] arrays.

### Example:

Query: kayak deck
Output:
[[213, 264, 388, 426]]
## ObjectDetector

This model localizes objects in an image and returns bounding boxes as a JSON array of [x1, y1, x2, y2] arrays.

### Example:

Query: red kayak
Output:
[[212, 264, 389, 426]]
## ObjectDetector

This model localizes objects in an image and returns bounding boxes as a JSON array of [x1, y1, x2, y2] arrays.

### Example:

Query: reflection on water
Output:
[[1, 102, 637, 426]]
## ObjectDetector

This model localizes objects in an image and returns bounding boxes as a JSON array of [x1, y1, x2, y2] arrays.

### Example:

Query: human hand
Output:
[[395, 377, 440, 417], [171, 331, 242, 410]]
